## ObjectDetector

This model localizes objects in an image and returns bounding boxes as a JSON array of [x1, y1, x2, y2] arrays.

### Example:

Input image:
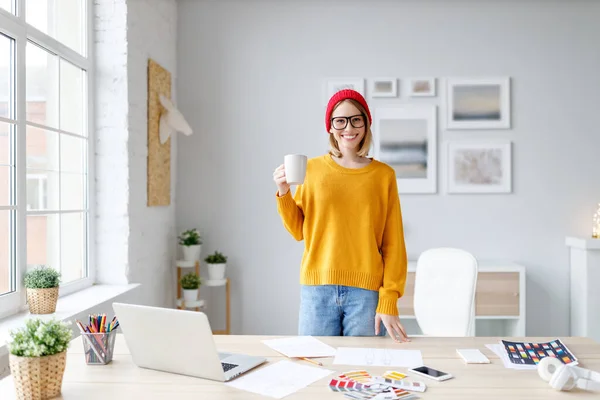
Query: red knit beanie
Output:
[[325, 89, 372, 133]]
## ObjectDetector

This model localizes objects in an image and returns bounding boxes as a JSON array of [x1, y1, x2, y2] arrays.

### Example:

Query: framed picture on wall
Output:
[[372, 104, 437, 194], [407, 78, 436, 97], [369, 78, 398, 98], [324, 78, 365, 104], [447, 141, 512, 193], [445, 77, 511, 129]]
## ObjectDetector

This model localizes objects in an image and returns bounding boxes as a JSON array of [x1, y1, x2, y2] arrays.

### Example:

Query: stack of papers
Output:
[[225, 360, 334, 399], [333, 347, 423, 368], [261, 336, 337, 358]]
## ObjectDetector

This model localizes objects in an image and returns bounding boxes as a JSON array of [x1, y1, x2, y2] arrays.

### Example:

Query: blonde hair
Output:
[[328, 99, 372, 158]]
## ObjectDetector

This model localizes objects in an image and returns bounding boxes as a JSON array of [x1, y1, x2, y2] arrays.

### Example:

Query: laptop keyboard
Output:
[[222, 362, 238, 372]]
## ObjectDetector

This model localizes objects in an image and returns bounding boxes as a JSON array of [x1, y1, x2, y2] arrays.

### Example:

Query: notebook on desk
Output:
[[112, 302, 266, 381]]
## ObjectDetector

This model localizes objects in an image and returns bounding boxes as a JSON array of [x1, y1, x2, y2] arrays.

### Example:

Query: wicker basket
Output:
[[9, 351, 67, 400], [26, 287, 59, 314]]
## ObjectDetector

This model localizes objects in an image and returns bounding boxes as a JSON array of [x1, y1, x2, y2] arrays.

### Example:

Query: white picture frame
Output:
[[324, 78, 365, 104], [445, 77, 511, 129], [372, 104, 437, 194], [369, 78, 398, 98], [407, 78, 436, 97], [447, 141, 512, 194]]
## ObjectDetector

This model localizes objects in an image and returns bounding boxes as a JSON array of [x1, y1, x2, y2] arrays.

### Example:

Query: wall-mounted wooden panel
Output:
[[147, 59, 171, 206]]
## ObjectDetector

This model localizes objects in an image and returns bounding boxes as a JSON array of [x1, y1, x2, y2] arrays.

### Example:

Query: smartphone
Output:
[[408, 365, 453, 382]]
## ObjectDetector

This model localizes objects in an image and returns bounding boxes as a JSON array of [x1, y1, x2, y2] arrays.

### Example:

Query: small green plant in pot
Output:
[[178, 228, 203, 262], [7, 318, 72, 399], [24, 265, 61, 314], [204, 250, 228, 281], [180, 272, 202, 305]]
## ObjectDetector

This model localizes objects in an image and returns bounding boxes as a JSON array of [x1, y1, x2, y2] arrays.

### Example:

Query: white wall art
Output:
[[369, 78, 398, 98], [159, 94, 193, 144], [372, 104, 437, 194], [324, 78, 365, 104], [407, 78, 436, 97], [445, 77, 511, 129], [447, 141, 512, 193]]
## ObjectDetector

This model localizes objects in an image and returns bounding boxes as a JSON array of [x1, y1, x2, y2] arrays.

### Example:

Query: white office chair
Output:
[[413, 248, 478, 337]]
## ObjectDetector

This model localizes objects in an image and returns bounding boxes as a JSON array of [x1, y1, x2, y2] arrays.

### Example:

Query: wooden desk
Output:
[[1, 335, 599, 399]]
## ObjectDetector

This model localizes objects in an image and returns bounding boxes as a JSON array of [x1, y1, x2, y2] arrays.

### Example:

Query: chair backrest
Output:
[[413, 248, 478, 336]]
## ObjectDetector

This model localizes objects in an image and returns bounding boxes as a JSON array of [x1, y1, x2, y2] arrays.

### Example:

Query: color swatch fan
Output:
[[328, 370, 420, 399]]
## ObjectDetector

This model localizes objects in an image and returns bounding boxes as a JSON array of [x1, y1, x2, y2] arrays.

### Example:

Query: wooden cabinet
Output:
[[475, 272, 519, 316], [397, 262, 526, 336]]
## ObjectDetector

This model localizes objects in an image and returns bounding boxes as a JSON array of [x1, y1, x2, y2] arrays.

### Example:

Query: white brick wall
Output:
[[95, 0, 178, 307], [95, 0, 130, 285]]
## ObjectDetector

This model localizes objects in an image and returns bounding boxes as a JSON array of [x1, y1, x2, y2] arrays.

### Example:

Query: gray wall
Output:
[[175, 0, 600, 336]]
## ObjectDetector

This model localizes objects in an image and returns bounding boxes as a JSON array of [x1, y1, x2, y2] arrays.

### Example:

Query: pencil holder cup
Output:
[[81, 330, 117, 365]]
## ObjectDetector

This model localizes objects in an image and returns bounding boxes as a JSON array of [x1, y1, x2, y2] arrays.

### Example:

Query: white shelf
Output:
[[400, 315, 520, 320], [407, 260, 525, 272], [176, 260, 198, 268], [566, 236, 600, 250], [176, 299, 205, 308], [204, 279, 227, 287], [401, 261, 526, 336], [567, 236, 600, 343]]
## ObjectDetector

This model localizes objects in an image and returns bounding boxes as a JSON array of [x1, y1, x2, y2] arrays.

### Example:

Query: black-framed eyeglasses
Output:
[[331, 114, 365, 130]]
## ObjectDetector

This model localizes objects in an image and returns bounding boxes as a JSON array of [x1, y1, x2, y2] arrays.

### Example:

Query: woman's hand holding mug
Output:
[[274, 154, 307, 196], [273, 164, 290, 196]]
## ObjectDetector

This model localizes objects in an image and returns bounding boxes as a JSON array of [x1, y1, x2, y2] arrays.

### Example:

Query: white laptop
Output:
[[112, 302, 266, 381]]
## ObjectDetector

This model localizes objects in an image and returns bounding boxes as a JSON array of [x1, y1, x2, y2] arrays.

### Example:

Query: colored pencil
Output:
[[299, 357, 323, 366]]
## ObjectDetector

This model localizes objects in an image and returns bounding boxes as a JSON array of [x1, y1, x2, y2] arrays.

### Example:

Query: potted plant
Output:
[[180, 272, 202, 304], [204, 251, 227, 281], [7, 318, 72, 399], [24, 265, 61, 314], [178, 228, 202, 261]]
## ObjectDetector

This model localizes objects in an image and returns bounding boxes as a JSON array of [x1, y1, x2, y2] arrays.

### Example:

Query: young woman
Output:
[[273, 89, 409, 342]]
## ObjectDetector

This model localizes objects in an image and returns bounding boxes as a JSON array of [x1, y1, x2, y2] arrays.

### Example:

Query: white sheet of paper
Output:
[[262, 336, 337, 358], [225, 360, 334, 399], [333, 347, 423, 368], [485, 344, 535, 370]]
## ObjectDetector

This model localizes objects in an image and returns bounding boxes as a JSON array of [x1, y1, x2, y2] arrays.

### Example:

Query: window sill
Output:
[[0, 283, 140, 358]]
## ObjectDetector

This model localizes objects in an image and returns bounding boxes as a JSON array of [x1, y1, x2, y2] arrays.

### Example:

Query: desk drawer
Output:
[[475, 272, 520, 316], [397, 271, 520, 317]]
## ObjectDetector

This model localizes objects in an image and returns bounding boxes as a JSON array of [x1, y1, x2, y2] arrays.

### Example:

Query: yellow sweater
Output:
[[276, 154, 408, 316]]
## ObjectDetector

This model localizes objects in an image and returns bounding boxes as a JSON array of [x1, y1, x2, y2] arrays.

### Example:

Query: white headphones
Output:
[[538, 357, 600, 392]]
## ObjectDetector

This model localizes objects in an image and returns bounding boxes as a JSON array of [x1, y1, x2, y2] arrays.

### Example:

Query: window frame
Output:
[[0, 1, 95, 319]]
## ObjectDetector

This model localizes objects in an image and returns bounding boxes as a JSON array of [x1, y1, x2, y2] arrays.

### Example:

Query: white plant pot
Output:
[[182, 245, 202, 261], [207, 263, 226, 280], [182, 289, 198, 303]]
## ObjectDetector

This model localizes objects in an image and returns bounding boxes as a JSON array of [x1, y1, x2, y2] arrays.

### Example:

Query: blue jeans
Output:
[[298, 285, 387, 337]]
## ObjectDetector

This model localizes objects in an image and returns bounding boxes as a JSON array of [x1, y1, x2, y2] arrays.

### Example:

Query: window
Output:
[[0, 0, 15, 15], [0, 32, 16, 303], [0, 0, 92, 318], [26, 174, 46, 210]]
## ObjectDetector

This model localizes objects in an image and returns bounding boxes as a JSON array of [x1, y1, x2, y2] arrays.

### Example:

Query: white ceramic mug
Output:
[[284, 154, 307, 185]]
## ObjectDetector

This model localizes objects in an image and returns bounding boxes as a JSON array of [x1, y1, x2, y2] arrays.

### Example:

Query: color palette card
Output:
[[383, 371, 407, 381], [329, 378, 371, 392], [371, 376, 426, 393], [371, 387, 419, 399], [338, 370, 373, 383], [501, 338, 578, 367]]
